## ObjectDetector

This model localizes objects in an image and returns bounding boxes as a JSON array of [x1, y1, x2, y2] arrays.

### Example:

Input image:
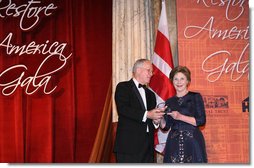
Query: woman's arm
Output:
[[168, 111, 197, 126]]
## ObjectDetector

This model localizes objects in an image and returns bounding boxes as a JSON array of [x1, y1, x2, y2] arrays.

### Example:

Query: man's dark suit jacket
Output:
[[114, 79, 156, 155]]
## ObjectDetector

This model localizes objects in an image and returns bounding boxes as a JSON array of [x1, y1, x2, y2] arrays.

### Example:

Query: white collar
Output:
[[133, 78, 140, 88]]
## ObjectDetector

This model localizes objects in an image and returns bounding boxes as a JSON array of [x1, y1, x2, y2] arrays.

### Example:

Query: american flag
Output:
[[149, 0, 175, 154]]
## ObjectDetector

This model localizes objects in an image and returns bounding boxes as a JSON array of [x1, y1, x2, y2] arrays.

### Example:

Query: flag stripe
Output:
[[150, 65, 175, 100], [154, 31, 174, 68], [152, 52, 172, 78], [152, 91, 164, 104], [157, 0, 169, 40]]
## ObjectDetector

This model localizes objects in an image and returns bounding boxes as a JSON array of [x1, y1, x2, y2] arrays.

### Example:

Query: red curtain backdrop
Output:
[[0, 0, 112, 163]]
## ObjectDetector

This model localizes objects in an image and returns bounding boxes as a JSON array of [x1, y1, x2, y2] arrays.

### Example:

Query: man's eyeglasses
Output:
[[141, 67, 153, 74]]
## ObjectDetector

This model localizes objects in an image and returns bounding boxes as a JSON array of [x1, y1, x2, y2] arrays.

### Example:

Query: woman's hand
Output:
[[168, 111, 182, 120], [168, 111, 197, 126]]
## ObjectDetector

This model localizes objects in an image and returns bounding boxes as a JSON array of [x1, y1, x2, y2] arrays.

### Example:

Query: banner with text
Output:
[[176, 0, 249, 163], [0, 0, 112, 162]]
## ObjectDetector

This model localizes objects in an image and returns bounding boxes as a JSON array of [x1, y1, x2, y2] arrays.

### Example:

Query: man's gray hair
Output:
[[132, 59, 148, 73]]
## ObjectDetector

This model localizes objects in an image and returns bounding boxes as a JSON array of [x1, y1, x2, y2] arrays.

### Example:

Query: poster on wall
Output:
[[176, 0, 249, 163]]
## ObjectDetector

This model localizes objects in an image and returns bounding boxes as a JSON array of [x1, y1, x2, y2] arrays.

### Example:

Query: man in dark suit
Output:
[[114, 59, 165, 163]]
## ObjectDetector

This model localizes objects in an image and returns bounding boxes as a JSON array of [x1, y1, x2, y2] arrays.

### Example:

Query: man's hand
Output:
[[147, 107, 166, 120], [153, 118, 161, 125]]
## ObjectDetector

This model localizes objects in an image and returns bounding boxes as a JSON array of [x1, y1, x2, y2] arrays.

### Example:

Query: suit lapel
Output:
[[145, 89, 150, 110], [130, 79, 146, 111]]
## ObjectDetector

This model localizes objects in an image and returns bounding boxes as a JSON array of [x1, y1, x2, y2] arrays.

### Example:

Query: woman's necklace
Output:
[[177, 97, 184, 106], [177, 90, 188, 106]]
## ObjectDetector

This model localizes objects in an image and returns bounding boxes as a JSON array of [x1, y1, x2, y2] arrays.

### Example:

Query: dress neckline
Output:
[[176, 91, 189, 98]]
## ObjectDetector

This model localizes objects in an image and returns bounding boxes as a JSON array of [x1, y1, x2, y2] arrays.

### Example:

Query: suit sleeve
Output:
[[115, 83, 145, 123]]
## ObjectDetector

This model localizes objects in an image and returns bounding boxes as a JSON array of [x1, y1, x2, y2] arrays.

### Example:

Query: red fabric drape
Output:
[[0, 0, 112, 163]]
